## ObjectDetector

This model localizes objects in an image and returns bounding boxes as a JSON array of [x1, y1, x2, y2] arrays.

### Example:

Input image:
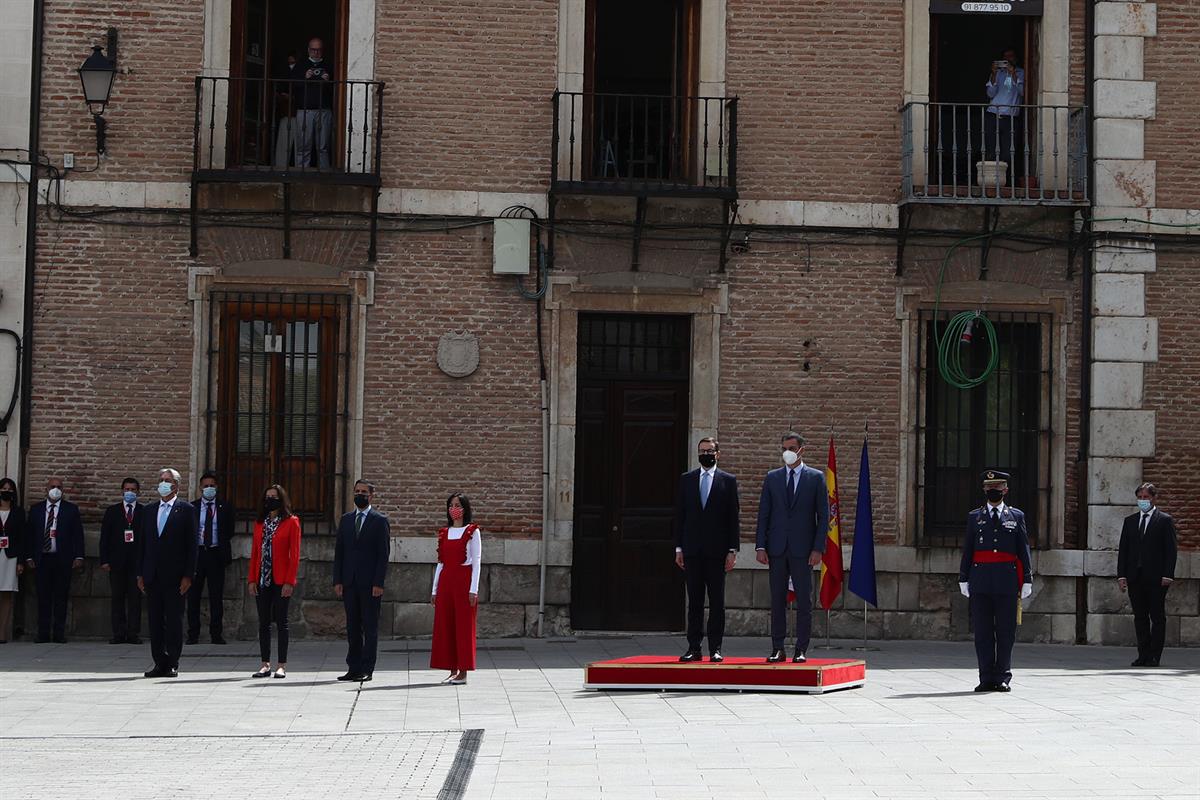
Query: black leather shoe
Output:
[[994, 682, 1011, 692], [1146, 658, 1160, 667], [144, 666, 166, 678], [109, 637, 125, 645], [127, 635, 142, 645], [766, 649, 786, 663], [163, 667, 178, 678], [361, 673, 373, 682], [185, 636, 199, 645], [792, 651, 807, 664], [974, 683, 993, 692], [337, 672, 362, 682], [34, 637, 49, 644], [211, 635, 227, 645], [679, 650, 703, 663], [1131, 657, 1147, 667], [52, 636, 67, 644], [709, 650, 724, 663]]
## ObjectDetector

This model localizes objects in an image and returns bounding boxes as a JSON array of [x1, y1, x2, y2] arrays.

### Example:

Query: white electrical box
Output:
[[492, 218, 531, 275]]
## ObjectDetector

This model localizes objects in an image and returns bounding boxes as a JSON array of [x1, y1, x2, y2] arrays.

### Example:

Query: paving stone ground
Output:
[[1, 636, 1197, 799]]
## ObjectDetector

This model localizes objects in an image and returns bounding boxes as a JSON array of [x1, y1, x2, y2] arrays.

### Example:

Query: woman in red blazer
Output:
[[248, 484, 301, 678]]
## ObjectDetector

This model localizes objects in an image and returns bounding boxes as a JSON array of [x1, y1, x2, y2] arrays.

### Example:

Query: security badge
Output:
[[0, 536, 7, 549], [124, 528, 135, 543]]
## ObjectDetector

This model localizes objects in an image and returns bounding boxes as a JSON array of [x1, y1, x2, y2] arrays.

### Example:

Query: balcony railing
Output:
[[193, 75, 384, 186], [551, 91, 737, 198], [901, 102, 1087, 205]]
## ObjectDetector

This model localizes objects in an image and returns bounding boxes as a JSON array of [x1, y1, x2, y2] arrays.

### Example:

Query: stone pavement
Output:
[[1, 636, 1197, 799]]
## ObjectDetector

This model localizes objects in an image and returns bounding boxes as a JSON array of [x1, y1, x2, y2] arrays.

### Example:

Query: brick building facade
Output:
[[4, 0, 1197, 646]]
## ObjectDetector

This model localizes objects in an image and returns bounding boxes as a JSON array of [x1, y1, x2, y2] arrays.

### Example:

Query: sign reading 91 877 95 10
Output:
[[930, 0, 1043, 15]]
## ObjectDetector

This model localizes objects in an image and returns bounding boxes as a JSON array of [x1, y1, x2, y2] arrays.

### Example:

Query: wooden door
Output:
[[571, 315, 689, 631]]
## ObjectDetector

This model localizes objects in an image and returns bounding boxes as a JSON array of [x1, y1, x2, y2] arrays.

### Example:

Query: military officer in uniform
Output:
[[958, 470, 1032, 692]]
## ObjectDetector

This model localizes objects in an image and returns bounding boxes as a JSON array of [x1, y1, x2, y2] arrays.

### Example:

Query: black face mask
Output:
[[353, 494, 370, 509], [0, 491, 14, 502], [698, 453, 717, 469], [263, 497, 282, 513], [985, 489, 1005, 503]]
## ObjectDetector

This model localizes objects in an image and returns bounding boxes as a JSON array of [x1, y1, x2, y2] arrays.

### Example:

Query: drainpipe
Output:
[[19, 0, 46, 492], [1075, 0, 1097, 645], [536, 375, 550, 637]]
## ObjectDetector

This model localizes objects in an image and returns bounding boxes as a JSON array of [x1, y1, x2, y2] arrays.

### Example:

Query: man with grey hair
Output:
[[1117, 482, 1177, 667], [138, 469, 198, 678]]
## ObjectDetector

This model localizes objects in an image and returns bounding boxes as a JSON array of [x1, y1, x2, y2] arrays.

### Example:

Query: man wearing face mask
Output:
[[958, 470, 1033, 692], [674, 437, 741, 663], [99, 478, 146, 644], [755, 432, 830, 664], [333, 480, 390, 682], [188, 471, 236, 645], [1117, 483, 1177, 667], [138, 469, 198, 678], [25, 477, 84, 643]]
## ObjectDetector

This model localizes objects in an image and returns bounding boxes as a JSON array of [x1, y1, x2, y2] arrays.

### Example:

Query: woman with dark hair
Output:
[[430, 492, 481, 685], [0, 477, 25, 643], [248, 484, 301, 678]]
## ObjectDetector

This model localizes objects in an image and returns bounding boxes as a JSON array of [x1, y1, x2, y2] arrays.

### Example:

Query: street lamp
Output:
[[77, 32, 117, 154]]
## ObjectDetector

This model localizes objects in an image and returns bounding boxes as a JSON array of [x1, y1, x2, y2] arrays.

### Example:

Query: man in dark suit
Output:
[[1117, 482, 1177, 667], [755, 432, 830, 663], [674, 437, 740, 663], [187, 470, 235, 645], [333, 479, 390, 682], [99, 477, 146, 644], [958, 470, 1033, 692], [24, 477, 85, 643], [138, 468, 198, 678]]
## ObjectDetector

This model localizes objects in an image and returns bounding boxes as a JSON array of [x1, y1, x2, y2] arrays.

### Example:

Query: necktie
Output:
[[355, 511, 364, 536], [787, 469, 795, 499], [1139, 513, 1149, 539], [158, 502, 170, 536], [700, 472, 711, 509], [125, 504, 134, 525], [43, 504, 56, 553], [205, 502, 215, 547], [991, 508, 1000, 530]]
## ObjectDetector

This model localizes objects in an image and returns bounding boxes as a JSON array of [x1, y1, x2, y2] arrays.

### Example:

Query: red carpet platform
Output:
[[583, 655, 866, 694]]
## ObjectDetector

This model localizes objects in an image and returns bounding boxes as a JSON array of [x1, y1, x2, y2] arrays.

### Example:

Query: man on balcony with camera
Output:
[[984, 47, 1025, 179], [289, 37, 335, 169]]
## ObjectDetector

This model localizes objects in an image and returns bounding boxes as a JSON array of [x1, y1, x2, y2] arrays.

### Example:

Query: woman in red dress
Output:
[[430, 492, 480, 685]]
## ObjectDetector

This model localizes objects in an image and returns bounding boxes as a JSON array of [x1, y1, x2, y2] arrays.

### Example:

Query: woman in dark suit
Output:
[[0, 477, 25, 643], [248, 484, 301, 678]]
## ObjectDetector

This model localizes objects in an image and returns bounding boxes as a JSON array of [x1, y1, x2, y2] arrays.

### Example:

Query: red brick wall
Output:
[[1143, 250, 1200, 551], [725, 3, 904, 203], [376, 0, 557, 191], [1144, 0, 1200, 209], [27, 215, 195, 517], [38, 3, 203, 180]]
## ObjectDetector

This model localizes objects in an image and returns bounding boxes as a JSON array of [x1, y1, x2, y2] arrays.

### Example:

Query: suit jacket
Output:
[[958, 504, 1033, 595], [1116, 508, 1177, 581], [25, 500, 85, 565], [138, 498, 199, 586], [99, 501, 147, 569], [333, 507, 390, 590], [755, 464, 830, 558], [0, 505, 25, 560], [675, 468, 740, 557], [249, 515, 302, 587], [191, 497, 236, 566]]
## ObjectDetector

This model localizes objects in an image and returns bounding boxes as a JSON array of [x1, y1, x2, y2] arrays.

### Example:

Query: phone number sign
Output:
[[931, 0, 1043, 14]]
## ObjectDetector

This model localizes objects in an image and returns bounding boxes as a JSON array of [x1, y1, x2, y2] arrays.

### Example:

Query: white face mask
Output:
[[47, 487, 63, 502], [781, 450, 800, 467]]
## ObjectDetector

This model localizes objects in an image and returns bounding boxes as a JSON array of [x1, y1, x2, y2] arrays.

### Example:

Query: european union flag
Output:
[[848, 438, 878, 607]]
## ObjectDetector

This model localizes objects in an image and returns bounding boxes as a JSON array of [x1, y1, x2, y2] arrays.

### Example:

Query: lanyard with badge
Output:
[[124, 505, 135, 544], [0, 512, 7, 550]]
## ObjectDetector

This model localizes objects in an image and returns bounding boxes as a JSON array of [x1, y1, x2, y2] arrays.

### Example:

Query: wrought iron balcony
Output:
[[551, 91, 737, 198], [193, 75, 383, 186], [901, 101, 1088, 205]]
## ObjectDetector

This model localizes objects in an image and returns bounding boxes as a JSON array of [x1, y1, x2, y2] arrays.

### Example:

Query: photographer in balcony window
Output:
[[289, 37, 335, 169], [983, 47, 1025, 179]]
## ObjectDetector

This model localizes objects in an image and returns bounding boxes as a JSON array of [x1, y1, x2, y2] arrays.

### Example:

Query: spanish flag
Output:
[[819, 436, 845, 610]]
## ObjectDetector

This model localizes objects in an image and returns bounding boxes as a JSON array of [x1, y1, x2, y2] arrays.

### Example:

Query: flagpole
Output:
[[852, 599, 879, 652]]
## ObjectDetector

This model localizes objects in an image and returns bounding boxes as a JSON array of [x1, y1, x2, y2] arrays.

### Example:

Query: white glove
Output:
[[958, 582, 970, 598], [1021, 583, 1032, 599]]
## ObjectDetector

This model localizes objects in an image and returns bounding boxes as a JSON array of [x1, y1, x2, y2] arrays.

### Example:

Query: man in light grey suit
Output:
[[755, 432, 830, 663]]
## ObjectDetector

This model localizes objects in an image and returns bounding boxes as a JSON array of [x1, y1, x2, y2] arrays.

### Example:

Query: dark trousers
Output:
[[768, 554, 812, 652], [187, 547, 226, 639], [34, 553, 73, 639], [109, 564, 142, 639], [256, 582, 290, 663], [344, 584, 382, 675], [1128, 571, 1169, 662], [983, 112, 1021, 173], [146, 578, 184, 670], [971, 591, 1018, 685], [684, 555, 727, 652]]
